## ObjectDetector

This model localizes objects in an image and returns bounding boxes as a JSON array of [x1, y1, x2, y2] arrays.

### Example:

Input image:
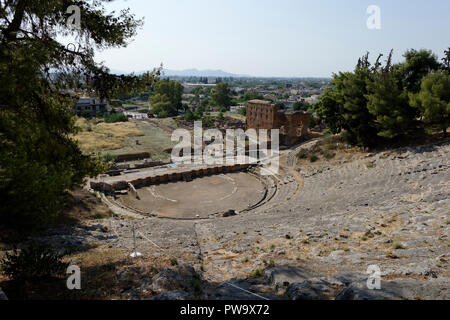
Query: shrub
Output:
[[1, 242, 69, 281], [184, 109, 196, 121], [156, 110, 169, 118], [102, 153, 116, 163], [366, 162, 376, 169], [249, 269, 262, 278], [189, 277, 203, 294], [309, 155, 319, 163], [393, 242, 405, 250], [104, 113, 129, 123], [80, 111, 94, 119], [203, 117, 213, 127], [386, 253, 399, 259], [309, 115, 318, 128], [194, 106, 205, 119], [297, 151, 307, 159], [323, 151, 335, 160]]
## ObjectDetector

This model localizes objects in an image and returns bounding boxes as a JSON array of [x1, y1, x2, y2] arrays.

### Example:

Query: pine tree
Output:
[[366, 50, 414, 139], [211, 82, 231, 109], [0, 1, 159, 229], [442, 48, 450, 72], [335, 53, 377, 146], [410, 71, 450, 137]]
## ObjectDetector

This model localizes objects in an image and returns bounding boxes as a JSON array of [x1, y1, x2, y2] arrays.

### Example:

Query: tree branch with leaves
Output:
[[0, 0, 160, 229]]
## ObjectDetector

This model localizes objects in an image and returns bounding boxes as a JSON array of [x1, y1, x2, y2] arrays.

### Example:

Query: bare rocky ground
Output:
[[11, 139, 449, 300]]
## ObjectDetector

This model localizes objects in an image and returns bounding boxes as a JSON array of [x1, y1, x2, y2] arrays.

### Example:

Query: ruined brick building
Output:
[[245, 100, 311, 146]]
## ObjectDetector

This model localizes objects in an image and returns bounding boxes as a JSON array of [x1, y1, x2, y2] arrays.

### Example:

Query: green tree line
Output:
[[314, 48, 450, 146], [149, 80, 183, 117]]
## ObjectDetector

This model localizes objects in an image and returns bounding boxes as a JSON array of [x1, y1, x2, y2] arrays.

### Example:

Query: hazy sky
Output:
[[95, 0, 450, 77]]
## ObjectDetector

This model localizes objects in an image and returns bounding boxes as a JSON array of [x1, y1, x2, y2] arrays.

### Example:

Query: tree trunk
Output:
[[3, 0, 26, 42]]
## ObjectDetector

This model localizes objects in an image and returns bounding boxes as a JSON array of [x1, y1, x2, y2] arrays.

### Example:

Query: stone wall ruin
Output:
[[246, 100, 311, 146]]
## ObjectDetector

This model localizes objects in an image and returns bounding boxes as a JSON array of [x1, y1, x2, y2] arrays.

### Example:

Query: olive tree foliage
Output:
[[0, 0, 160, 229]]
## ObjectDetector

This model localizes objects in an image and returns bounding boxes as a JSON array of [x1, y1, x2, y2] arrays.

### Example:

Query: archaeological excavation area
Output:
[[90, 160, 297, 220], [82, 141, 449, 300], [116, 172, 266, 219]]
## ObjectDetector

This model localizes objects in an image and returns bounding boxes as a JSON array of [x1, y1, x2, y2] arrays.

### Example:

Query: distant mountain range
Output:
[[107, 68, 331, 80], [161, 68, 249, 78], [108, 68, 249, 78]]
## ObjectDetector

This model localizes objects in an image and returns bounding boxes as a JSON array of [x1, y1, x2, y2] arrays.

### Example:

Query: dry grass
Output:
[[73, 118, 174, 160], [73, 118, 144, 153], [0, 247, 126, 300], [64, 247, 125, 299], [0, 244, 188, 300], [149, 117, 178, 129], [105, 121, 174, 160], [223, 112, 246, 121], [57, 188, 114, 225]]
